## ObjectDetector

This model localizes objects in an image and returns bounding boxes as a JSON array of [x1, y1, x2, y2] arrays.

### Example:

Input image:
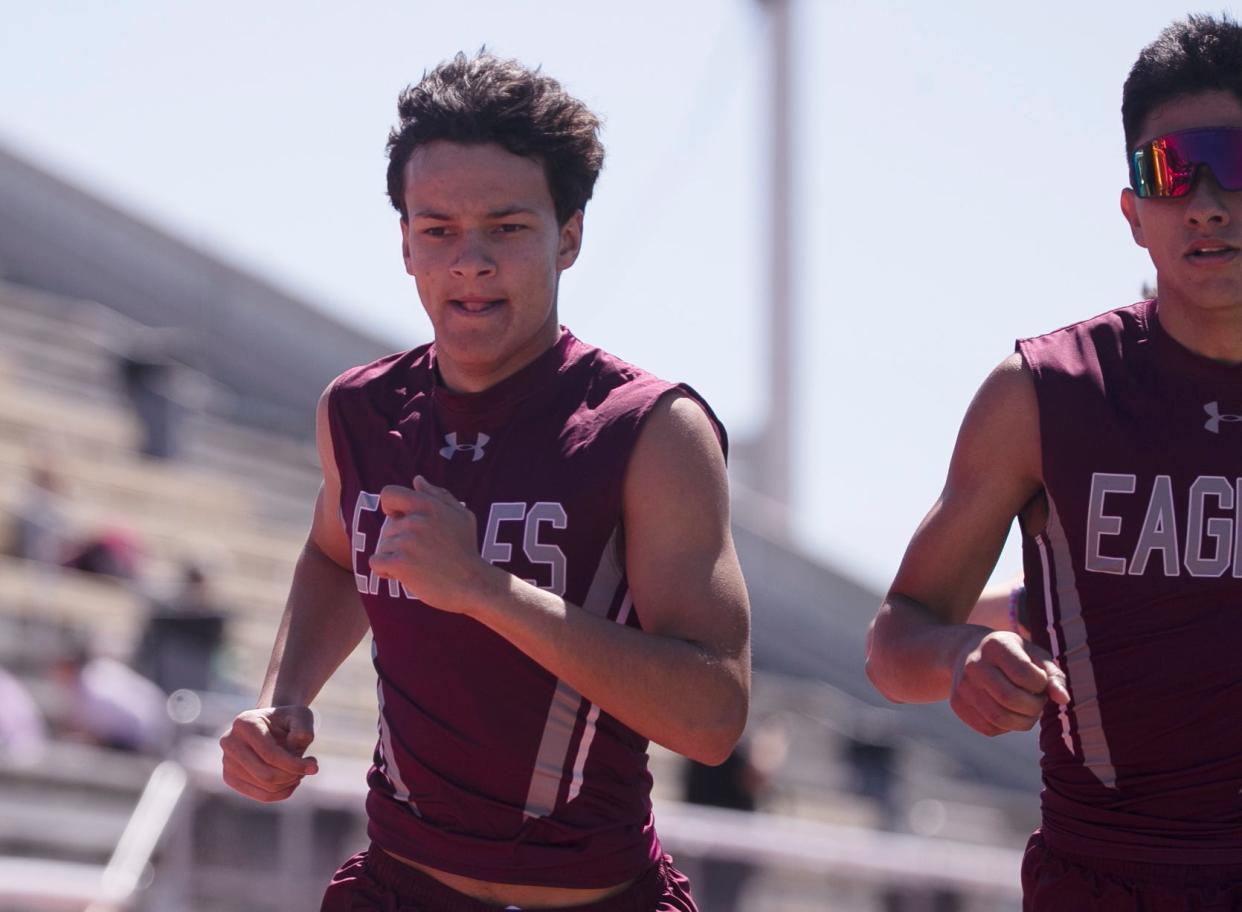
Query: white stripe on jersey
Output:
[[567, 593, 633, 804]]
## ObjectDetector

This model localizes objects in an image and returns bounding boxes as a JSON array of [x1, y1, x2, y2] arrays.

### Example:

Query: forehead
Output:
[[1138, 90, 1242, 144], [402, 141, 554, 216]]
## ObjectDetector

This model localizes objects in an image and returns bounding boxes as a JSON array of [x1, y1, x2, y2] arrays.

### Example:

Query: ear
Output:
[[400, 218, 416, 276], [556, 210, 584, 271], [1119, 188, 1147, 248]]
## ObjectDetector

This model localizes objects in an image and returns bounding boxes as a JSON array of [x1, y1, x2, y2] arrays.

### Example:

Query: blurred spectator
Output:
[[118, 328, 184, 460], [49, 636, 173, 755], [6, 460, 70, 566], [133, 561, 227, 693], [0, 665, 47, 763], [6, 446, 143, 582], [61, 526, 141, 580]]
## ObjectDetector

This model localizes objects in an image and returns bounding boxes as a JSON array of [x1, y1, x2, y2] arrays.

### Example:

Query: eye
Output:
[[422, 226, 449, 238], [496, 223, 527, 234]]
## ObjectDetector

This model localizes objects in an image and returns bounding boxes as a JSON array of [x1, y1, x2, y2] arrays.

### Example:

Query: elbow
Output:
[[864, 651, 905, 705], [686, 728, 743, 767], [684, 693, 748, 767], [864, 616, 906, 705]]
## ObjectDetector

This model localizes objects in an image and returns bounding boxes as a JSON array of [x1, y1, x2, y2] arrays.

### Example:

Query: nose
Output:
[[449, 231, 497, 279], [1184, 166, 1231, 228]]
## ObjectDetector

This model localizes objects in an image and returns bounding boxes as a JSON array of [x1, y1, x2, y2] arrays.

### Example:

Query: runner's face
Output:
[[1121, 91, 1242, 315], [400, 141, 582, 391]]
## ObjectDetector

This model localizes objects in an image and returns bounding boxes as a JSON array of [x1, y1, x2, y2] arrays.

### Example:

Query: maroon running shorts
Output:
[[320, 845, 698, 912], [1022, 830, 1242, 911]]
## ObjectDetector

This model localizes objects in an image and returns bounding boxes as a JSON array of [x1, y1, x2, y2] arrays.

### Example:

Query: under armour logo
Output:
[[1204, 402, 1242, 434], [439, 432, 490, 461]]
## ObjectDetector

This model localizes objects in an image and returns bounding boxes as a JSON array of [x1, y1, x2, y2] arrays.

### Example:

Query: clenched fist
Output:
[[950, 631, 1070, 737], [220, 705, 318, 802], [369, 475, 492, 613]]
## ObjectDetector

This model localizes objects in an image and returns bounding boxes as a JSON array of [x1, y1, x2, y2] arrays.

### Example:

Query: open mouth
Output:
[[1186, 244, 1239, 261], [449, 298, 506, 314]]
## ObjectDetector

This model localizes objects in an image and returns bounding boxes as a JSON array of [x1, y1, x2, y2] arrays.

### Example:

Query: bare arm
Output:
[[370, 394, 751, 765], [259, 494, 369, 709], [221, 384, 370, 801], [865, 355, 1067, 734], [968, 574, 1029, 640]]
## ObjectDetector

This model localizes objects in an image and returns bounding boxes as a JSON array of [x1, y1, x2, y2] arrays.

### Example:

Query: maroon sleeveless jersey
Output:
[[325, 328, 724, 886], [1018, 299, 1242, 863]]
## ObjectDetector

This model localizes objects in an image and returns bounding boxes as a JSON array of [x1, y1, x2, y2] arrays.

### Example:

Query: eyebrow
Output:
[[410, 205, 540, 220], [487, 205, 539, 218]]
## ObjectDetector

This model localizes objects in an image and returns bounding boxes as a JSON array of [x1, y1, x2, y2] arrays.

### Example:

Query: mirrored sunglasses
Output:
[[1130, 127, 1242, 198]]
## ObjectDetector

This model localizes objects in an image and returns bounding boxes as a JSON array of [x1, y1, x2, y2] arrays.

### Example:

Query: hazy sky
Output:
[[1, 1, 1228, 589]]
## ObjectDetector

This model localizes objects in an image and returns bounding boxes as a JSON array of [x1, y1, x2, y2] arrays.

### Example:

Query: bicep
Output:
[[889, 355, 1042, 623], [622, 394, 750, 658]]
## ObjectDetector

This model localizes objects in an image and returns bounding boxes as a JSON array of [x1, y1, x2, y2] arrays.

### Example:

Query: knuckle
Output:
[[978, 705, 1004, 728], [979, 701, 1016, 730], [967, 716, 995, 737]]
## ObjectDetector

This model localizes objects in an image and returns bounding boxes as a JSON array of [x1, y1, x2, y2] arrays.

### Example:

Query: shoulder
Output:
[[321, 345, 435, 448], [1017, 301, 1151, 381], [636, 392, 724, 459], [950, 353, 1040, 488], [565, 336, 658, 403], [329, 344, 432, 400], [565, 332, 723, 431], [626, 391, 729, 510], [954, 352, 1036, 426], [314, 346, 426, 476]]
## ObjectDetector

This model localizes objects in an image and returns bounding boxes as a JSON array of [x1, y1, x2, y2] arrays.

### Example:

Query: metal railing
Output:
[[87, 761, 188, 912], [174, 740, 1023, 909], [0, 759, 187, 912]]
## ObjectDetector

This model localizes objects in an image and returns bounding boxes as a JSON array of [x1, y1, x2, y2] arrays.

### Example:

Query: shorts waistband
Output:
[[364, 846, 668, 911], [1039, 837, 1242, 886]]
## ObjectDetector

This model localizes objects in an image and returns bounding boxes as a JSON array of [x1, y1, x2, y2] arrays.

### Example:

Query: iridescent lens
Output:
[[1131, 127, 1242, 198]]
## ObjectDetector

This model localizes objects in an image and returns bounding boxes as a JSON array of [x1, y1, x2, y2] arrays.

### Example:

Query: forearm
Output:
[[467, 566, 748, 765], [259, 539, 370, 707], [865, 593, 990, 703]]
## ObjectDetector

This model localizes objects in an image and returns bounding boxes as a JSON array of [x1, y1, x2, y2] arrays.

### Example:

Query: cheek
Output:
[[1140, 219, 1179, 253], [405, 243, 449, 277], [506, 243, 560, 286], [412, 274, 437, 309]]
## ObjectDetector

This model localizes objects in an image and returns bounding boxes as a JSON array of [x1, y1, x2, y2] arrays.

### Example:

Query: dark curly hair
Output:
[[1122, 13, 1242, 153], [386, 51, 605, 225]]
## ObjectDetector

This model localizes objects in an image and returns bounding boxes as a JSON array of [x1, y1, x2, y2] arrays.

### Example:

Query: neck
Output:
[[1156, 295, 1242, 364], [436, 323, 562, 394]]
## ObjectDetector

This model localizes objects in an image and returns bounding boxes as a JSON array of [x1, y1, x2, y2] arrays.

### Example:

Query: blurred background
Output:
[[0, 1, 1213, 909]]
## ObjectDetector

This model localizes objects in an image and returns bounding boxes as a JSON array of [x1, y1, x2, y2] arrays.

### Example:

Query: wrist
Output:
[[456, 560, 512, 620], [947, 624, 990, 675], [270, 687, 313, 709]]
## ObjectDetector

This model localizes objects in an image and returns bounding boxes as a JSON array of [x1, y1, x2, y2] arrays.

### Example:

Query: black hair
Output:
[[386, 51, 605, 225], [1123, 13, 1242, 152]]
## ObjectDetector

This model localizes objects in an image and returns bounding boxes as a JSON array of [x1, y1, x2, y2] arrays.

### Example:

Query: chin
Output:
[[437, 331, 506, 364]]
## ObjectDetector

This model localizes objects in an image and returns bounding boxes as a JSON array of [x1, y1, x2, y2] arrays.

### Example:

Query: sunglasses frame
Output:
[[1130, 126, 1242, 199]]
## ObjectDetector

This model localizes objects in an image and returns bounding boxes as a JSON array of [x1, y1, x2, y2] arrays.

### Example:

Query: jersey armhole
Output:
[[615, 384, 730, 621], [322, 370, 358, 533], [670, 383, 729, 462]]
